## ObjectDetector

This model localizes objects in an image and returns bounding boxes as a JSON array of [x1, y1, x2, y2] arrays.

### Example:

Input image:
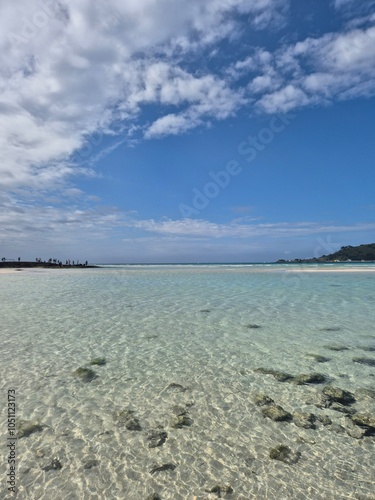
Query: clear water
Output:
[[1, 264, 375, 499]]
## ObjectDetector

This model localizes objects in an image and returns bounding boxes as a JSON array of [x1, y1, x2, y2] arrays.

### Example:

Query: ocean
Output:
[[1, 264, 375, 499]]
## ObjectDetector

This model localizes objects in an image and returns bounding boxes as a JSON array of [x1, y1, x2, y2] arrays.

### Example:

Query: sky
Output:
[[1, 0, 375, 263]]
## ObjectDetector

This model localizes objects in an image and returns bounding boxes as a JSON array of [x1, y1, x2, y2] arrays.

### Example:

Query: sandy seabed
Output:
[[0, 264, 374, 499]]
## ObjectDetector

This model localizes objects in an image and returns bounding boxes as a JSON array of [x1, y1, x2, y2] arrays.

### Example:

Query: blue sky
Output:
[[1, 0, 375, 263]]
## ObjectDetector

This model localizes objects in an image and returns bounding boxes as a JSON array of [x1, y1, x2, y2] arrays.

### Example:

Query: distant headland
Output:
[[0, 257, 99, 269], [277, 243, 375, 263]]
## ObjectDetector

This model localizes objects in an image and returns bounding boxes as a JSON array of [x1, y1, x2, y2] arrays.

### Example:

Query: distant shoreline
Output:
[[276, 260, 375, 264], [1, 262, 375, 276], [0, 261, 100, 269], [1, 261, 374, 269]]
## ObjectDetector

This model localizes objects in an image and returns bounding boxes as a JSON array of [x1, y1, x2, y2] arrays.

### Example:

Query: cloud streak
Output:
[[131, 217, 375, 239]]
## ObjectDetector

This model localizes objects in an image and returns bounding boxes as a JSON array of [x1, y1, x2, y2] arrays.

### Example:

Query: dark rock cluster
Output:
[[112, 409, 142, 431], [253, 375, 375, 442], [255, 367, 327, 385], [269, 445, 301, 465], [147, 430, 168, 448], [353, 357, 375, 367], [17, 420, 44, 439], [72, 367, 97, 382]]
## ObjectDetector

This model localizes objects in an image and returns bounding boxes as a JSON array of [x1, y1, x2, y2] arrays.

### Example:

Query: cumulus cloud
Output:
[[1, 0, 374, 193], [0, 0, 287, 192], [249, 24, 375, 112]]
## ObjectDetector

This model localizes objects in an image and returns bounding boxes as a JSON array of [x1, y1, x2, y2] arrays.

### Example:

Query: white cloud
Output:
[[249, 74, 281, 94], [1, 0, 374, 193], [0, 0, 287, 192], [250, 24, 375, 112], [145, 113, 199, 138], [143, 69, 246, 137], [258, 84, 309, 113]]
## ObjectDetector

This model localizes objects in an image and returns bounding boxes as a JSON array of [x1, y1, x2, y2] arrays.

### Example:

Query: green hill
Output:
[[278, 243, 375, 263]]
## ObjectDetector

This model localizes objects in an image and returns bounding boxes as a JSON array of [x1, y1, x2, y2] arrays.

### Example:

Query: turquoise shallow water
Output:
[[1, 264, 375, 499]]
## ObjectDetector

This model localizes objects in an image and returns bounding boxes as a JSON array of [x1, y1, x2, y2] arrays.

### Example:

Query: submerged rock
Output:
[[269, 445, 300, 464], [320, 327, 341, 332], [83, 459, 99, 470], [206, 483, 234, 497], [171, 404, 191, 416], [149, 463, 176, 475], [112, 409, 142, 431], [42, 458, 62, 471], [292, 412, 316, 429], [145, 494, 161, 500], [346, 426, 367, 440], [166, 383, 187, 392], [293, 373, 327, 385], [316, 415, 332, 426], [255, 368, 293, 382], [17, 420, 44, 439], [358, 346, 375, 352], [89, 357, 106, 366], [344, 418, 368, 439], [322, 386, 356, 406], [327, 423, 345, 434], [262, 403, 292, 422], [353, 357, 375, 367], [305, 354, 331, 363], [254, 394, 274, 407], [72, 367, 97, 382], [351, 414, 375, 435], [147, 430, 168, 448], [170, 415, 193, 428], [329, 403, 356, 415], [256, 368, 327, 385], [324, 345, 349, 352], [124, 418, 142, 432]]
